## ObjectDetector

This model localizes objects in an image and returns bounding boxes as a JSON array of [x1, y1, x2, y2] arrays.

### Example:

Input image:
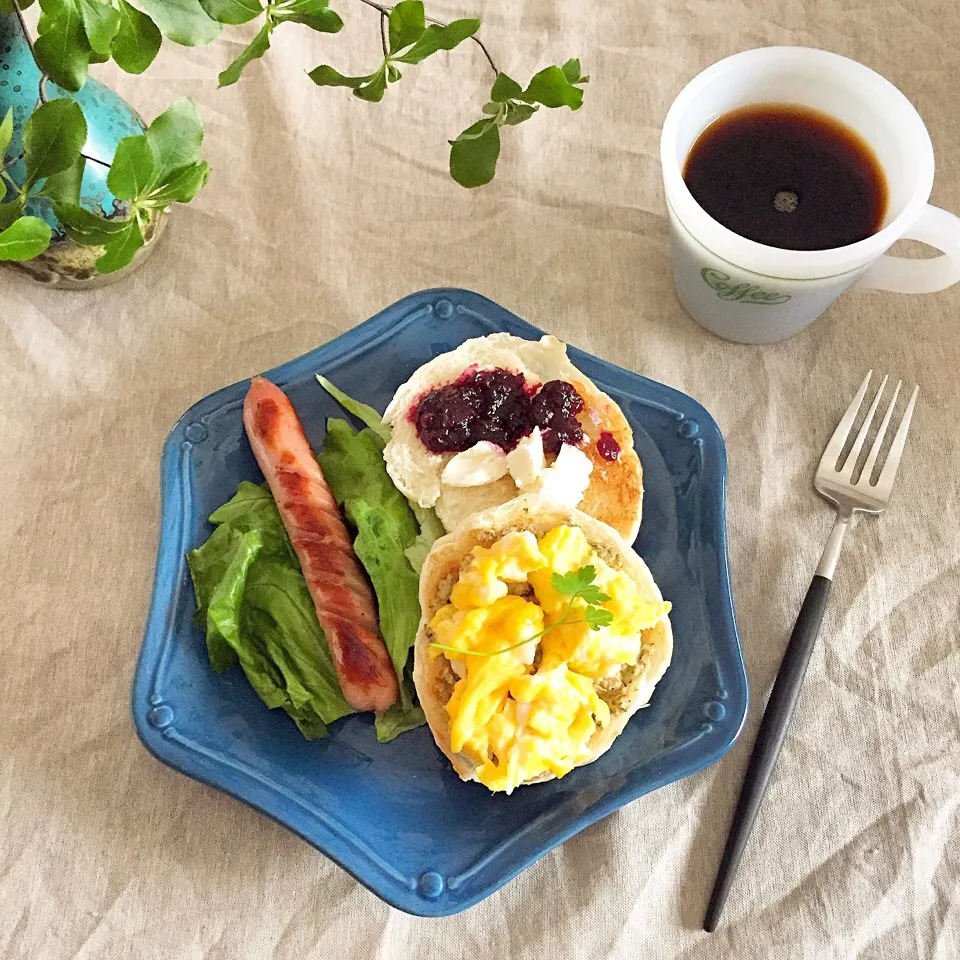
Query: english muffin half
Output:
[[413, 496, 672, 791], [382, 333, 644, 543]]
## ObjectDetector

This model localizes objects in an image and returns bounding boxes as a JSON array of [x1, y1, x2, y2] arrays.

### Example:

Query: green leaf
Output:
[[312, 379, 441, 574], [309, 64, 387, 102], [198, 0, 261, 24], [385, 63, 401, 82], [38, 153, 85, 204], [131, 0, 220, 46], [78, 0, 120, 54], [319, 420, 418, 549], [205, 528, 262, 671], [319, 419, 424, 733], [107, 134, 155, 200], [521, 64, 585, 109], [387, 0, 424, 54], [145, 98, 205, 184], [0, 198, 25, 233], [561, 57, 586, 84], [394, 17, 479, 65], [95, 220, 144, 273], [490, 72, 522, 102], [33, 3, 91, 93], [54, 202, 130, 245], [22, 98, 88, 188], [280, 703, 328, 740], [404, 502, 443, 573], [217, 23, 270, 87], [244, 562, 353, 725], [577, 584, 612, 606], [450, 117, 495, 142], [207, 481, 297, 561], [551, 565, 596, 596], [585, 607, 614, 630], [274, 6, 342, 32], [0, 216, 52, 261], [146, 160, 209, 206], [112, 0, 162, 73], [449, 119, 500, 188], [503, 101, 536, 125], [186, 478, 355, 740], [0, 109, 13, 162], [316, 376, 392, 445], [375, 700, 425, 742], [353, 67, 388, 103], [308, 64, 371, 90]]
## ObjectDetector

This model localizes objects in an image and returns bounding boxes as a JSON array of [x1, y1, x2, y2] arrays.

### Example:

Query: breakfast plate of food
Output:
[[132, 288, 748, 916]]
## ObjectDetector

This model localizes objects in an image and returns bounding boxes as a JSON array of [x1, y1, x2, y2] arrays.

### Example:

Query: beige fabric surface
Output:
[[3, 0, 960, 956]]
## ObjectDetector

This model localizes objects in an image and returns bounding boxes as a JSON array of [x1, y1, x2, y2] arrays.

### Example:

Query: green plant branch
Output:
[[423, 12, 496, 75], [354, 0, 498, 75], [1, 0, 586, 271]]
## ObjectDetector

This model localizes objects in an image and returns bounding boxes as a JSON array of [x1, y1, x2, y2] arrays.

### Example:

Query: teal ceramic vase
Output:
[[0, 11, 168, 287]]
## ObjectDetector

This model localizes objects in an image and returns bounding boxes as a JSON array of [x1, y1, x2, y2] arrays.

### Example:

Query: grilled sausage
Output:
[[243, 377, 399, 712]]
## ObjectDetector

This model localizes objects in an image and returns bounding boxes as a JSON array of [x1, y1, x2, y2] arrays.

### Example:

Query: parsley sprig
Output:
[[430, 565, 614, 659]]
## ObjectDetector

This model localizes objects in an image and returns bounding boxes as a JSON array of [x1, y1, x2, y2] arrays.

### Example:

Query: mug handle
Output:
[[856, 204, 960, 293]]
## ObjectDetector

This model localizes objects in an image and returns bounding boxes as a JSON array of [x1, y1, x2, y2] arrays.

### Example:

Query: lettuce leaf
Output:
[[404, 502, 446, 573], [317, 375, 392, 445], [318, 418, 426, 741], [317, 375, 444, 571], [186, 485, 354, 739]]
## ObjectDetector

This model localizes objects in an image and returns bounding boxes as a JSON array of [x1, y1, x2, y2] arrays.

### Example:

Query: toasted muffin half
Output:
[[382, 333, 644, 543], [413, 495, 672, 789]]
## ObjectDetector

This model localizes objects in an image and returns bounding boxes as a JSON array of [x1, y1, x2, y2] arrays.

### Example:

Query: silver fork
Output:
[[704, 371, 919, 932]]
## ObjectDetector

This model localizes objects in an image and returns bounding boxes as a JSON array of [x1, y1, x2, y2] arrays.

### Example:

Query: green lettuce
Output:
[[404, 502, 446, 573], [187, 379, 443, 744], [317, 375, 444, 571], [316, 375, 392, 445], [318, 418, 426, 741], [187, 483, 354, 740]]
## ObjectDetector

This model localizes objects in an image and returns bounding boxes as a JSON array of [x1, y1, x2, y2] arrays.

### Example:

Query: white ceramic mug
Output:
[[660, 46, 960, 344]]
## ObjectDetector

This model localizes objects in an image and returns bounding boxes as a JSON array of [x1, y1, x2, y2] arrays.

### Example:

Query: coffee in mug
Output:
[[682, 104, 888, 251]]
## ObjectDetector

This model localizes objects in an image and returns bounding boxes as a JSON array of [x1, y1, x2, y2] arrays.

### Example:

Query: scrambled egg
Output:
[[428, 527, 671, 793]]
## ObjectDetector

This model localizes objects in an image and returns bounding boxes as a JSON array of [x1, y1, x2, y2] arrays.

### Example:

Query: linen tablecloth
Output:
[[3, 1, 959, 956]]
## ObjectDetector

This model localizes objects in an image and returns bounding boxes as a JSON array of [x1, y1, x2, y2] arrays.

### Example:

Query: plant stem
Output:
[[353, 0, 499, 76], [379, 10, 388, 57], [425, 13, 498, 76]]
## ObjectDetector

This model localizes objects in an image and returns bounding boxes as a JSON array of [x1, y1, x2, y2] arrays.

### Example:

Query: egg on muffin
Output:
[[413, 495, 672, 794]]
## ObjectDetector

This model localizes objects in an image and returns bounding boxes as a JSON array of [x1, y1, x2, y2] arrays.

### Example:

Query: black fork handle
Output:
[[703, 574, 832, 932]]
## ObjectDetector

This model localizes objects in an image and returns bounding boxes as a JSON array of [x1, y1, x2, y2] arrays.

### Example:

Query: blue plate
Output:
[[133, 289, 748, 916]]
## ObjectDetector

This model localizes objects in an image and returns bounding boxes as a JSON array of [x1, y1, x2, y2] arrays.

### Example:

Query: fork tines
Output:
[[819, 371, 919, 493]]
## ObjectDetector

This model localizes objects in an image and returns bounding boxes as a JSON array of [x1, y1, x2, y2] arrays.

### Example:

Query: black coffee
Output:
[[682, 103, 888, 251]]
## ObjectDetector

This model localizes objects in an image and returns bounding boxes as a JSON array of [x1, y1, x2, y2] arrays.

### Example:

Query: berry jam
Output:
[[531, 381, 585, 455], [413, 370, 588, 455], [414, 369, 533, 453], [597, 431, 621, 462]]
